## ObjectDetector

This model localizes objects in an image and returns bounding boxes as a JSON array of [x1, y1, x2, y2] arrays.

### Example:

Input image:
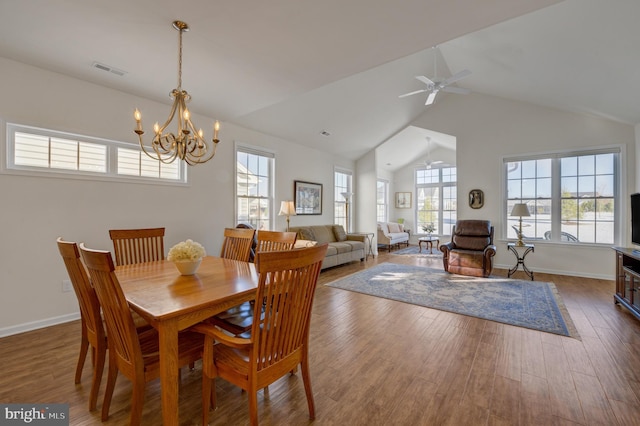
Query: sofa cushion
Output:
[[333, 225, 347, 242], [378, 222, 389, 234], [312, 225, 337, 244], [324, 244, 338, 257], [340, 240, 365, 251], [331, 242, 354, 254]]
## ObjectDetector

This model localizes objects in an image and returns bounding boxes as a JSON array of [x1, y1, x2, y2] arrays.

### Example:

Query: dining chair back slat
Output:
[[56, 237, 106, 412], [109, 228, 165, 266], [220, 227, 256, 262]]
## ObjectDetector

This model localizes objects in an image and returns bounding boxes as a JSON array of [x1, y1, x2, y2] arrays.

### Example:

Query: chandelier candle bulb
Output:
[[134, 109, 142, 132], [214, 121, 220, 140]]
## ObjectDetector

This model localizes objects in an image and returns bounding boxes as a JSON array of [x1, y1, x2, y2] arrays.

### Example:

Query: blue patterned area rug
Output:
[[391, 245, 442, 257], [326, 262, 578, 338]]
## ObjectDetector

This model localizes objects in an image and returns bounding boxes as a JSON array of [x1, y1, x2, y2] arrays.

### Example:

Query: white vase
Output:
[[173, 258, 202, 275]]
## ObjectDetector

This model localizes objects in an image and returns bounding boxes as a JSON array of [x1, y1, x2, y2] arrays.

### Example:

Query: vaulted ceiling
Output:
[[1, 1, 638, 172]]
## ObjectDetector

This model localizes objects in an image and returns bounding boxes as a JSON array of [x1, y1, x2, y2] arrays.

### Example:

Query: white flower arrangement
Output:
[[422, 223, 435, 234], [167, 239, 206, 262]]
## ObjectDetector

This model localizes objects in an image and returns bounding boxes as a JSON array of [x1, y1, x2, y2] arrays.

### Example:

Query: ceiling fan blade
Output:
[[398, 88, 428, 98], [415, 75, 435, 86], [442, 69, 471, 85], [441, 86, 471, 95], [425, 91, 437, 105]]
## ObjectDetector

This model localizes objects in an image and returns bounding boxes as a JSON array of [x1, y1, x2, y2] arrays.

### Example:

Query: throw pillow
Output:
[[298, 228, 316, 241], [294, 239, 317, 249], [333, 225, 348, 241], [388, 223, 400, 233]]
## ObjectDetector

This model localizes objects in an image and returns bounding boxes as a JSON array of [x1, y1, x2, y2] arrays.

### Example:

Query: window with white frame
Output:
[[5, 123, 184, 183], [334, 170, 352, 231], [377, 179, 388, 223], [236, 147, 274, 230], [505, 148, 619, 244], [415, 167, 457, 235]]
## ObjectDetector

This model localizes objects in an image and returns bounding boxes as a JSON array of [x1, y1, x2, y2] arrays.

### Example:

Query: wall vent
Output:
[[92, 62, 127, 77]]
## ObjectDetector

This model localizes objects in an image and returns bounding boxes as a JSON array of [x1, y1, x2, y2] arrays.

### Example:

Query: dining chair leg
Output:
[[301, 357, 316, 419], [202, 376, 212, 426], [88, 345, 106, 411], [248, 388, 259, 426], [75, 326, 89, 384], [129, 380, 146, 426], [101, 354, 118, 421]]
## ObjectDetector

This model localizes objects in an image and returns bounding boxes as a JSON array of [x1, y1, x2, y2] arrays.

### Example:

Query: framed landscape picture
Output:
[[294, 180, 322, 215], [395, 192, 412, 209]]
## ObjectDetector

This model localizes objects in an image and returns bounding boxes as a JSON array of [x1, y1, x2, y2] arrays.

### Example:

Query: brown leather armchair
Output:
[[440, 220, 496, 277]]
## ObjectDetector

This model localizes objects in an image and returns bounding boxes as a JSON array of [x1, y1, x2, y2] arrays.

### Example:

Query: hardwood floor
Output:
[[2, 251, 640, 425]]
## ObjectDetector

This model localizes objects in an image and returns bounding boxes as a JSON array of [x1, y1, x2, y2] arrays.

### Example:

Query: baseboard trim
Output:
[[0, 312, 80, 338], [494, 263, 614, 281]]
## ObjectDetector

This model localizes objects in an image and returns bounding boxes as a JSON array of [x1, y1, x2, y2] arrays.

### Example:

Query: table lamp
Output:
[[511, 203, 530, 247], [278, 200, 296, 231]]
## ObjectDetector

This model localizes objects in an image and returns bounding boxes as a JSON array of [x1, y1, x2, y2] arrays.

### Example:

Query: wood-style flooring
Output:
[[2, 250, 640, 425]]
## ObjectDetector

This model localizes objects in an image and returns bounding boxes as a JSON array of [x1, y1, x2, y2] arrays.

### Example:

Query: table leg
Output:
[[419, 240, 424, 253], [507, 245, 534, 280], [159, 320, 180, 426]]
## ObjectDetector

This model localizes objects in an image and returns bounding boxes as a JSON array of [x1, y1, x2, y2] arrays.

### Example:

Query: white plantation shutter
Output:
[[6, 124, 184, 184]]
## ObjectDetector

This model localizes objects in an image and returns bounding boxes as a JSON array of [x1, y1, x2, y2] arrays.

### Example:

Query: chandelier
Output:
[[133, 20, 220, 165]]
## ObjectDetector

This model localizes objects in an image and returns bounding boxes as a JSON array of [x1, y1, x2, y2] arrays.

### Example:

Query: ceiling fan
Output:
[[415, 137, 445, 169], [399, 47, 472, 105]]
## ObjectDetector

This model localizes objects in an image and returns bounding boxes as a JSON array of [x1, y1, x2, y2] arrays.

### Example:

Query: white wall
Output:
[[398, 92, 636, 279], [355, 150, 378, 254], [0, 58, 352, 335]]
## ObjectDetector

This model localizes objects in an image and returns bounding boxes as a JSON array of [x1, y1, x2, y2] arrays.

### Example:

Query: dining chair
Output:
[[256, 230, 297, 252], [211, 230, 298, 336], [193, 243, 329, 426], [219, 227, 256, 262], [56, 237, 106, 412], [79, 243, 203, 426], [108, 227, 165, 266]]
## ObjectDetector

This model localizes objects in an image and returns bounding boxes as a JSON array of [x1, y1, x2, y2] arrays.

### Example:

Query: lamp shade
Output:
[[341, 191, 353, 201], [278, 201, 296, 216], [510, 203, 530, 217]]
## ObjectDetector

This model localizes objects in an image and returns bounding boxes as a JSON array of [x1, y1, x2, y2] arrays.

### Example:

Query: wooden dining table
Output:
[[115, 256, 258, 426]]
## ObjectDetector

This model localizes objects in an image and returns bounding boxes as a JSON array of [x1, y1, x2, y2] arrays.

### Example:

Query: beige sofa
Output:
[[289, 225, 365, 269], [377, 222, 410, 251]]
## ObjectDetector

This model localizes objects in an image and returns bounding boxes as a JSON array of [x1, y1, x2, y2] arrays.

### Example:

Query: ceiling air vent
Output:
[[319, 130, 331, 137], [92, 62, 127, 77]]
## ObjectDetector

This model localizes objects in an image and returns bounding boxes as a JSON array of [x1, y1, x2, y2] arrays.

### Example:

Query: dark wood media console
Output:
[[613, 246, 640, 320]]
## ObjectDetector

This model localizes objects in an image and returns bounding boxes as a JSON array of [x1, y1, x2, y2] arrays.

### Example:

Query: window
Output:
[[236, 147, 274, 230], [5, 123, 185, 183], [415, 167, 457, 235], [377, 179, 388, 222], [505, 148, 619, 244], [334, 170, 352, 231]]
